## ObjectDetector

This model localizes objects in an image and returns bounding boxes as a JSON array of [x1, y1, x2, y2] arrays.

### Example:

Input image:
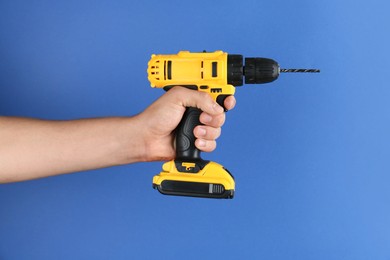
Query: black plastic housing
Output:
[[227, 55, 243, 86], [175, 107, 202, 161], [153, 181, 234, 199], [227, 55, 281, 86], [175, 107, 209, 173], [244, 58, 280, 84]]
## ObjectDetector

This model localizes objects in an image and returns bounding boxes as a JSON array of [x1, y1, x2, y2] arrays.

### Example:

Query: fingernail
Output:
[[228, 98, 236, 110], [202, 114, 212, 123], [197, 139, 206, 147], [198, 127, 207, 137]]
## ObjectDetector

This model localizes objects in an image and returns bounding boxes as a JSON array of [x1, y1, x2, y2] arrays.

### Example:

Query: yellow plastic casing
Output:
[[153, 160, 235, 191], [147, 50, 235, 101]]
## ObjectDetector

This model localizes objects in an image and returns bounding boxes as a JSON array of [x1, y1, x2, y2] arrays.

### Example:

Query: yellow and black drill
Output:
[[147, 50, 319, 199]]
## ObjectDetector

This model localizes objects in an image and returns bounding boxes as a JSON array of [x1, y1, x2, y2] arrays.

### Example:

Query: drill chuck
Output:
[[227, 55, 320, 86], [244, 57, 280, 84]]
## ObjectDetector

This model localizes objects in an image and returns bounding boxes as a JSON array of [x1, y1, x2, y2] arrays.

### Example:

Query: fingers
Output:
[[194, 125, 221, 140], [168, 87, 225, 116], [199, 111, 225, 128], [166, 87, 237, 153], [195, 109, 225, 152], [194, 125, 221, 152], [195, 139, 216, 153], [167, 86, 236, 113]]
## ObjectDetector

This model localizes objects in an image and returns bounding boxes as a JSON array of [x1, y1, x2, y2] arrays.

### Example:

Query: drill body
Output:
[[148, 51, 237, 106], [147, 50, 319, 199]]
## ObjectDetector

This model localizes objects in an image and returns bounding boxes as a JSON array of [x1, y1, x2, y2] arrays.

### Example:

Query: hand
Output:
[[136, 87, 236, 161]]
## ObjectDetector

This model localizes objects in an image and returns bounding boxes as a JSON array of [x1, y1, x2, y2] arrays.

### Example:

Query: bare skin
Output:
[[0, 87, 236, 183]]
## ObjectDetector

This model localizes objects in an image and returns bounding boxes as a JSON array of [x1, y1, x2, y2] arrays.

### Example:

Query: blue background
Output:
[[1, 0, 389, 259]]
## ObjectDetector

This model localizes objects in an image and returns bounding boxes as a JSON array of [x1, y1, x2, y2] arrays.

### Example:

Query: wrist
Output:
[[115, 116, 148, 165], [130, 113, 175, 163]]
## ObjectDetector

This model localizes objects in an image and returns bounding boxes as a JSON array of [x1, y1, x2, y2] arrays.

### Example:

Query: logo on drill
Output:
[[182, 162, 196, 171]]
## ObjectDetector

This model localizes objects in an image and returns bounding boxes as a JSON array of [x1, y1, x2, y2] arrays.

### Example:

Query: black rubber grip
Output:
[[175, 107, 202, 161]]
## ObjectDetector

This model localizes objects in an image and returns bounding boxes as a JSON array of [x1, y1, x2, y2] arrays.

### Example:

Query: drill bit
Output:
[[280, 68, 320, 73]]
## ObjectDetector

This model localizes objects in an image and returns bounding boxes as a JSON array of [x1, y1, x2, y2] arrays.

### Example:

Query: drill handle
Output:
[[175, 93, 231, 165], [175, 107, 202, 161], [174, 107, 210, 173]]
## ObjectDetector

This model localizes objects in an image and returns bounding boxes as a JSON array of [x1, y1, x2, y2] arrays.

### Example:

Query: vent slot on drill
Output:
[[212, 62, 218, 77], [211, 88, 222, 93], [167, 60, 172, 80]]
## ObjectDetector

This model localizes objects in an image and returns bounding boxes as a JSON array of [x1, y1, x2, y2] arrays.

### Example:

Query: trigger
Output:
[[216, 95, 230, 112]]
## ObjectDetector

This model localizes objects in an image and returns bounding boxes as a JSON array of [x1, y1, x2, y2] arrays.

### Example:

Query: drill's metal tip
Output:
[[280, 69, 320, 73]]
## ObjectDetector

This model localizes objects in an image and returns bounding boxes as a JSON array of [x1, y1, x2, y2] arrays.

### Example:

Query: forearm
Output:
[[0, 116, 146, 183]]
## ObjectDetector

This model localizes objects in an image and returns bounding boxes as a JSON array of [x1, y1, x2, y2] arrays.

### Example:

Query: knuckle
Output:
[[199, 91, 210, 100], [216, 114, 225, 126], [169, 86, 184, 96], [208, 127, 220, 139]]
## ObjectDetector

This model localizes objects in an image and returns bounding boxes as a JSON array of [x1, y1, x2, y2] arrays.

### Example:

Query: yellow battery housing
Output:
[[153, 161, 235, 199]]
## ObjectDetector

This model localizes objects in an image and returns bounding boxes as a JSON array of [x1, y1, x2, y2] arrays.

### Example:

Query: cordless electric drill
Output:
[[147, 50, 319, 199]]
